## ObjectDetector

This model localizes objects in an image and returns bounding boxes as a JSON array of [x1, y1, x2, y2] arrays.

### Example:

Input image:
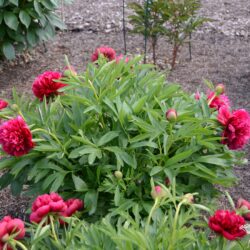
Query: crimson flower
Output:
[[237, 198, 250, 220], [32, 71, 67, 101], [208, 210, 246, 240], [207, 91, 230, 110], [91, 47, 116, 62], [218, 107, 250, 149], [0, 99, 8, 110], [0, 116, 34, 156], [0, 216, 25, 250], [62, 198, 84, 217], [30, 193, 67, 223]]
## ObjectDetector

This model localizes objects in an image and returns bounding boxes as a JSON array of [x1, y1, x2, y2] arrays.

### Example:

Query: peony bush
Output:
[[0, 48, 250, 216], [0, 46, 250, 248]]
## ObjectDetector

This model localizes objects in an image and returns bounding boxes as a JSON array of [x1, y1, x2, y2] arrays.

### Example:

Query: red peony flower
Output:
[[32, 71, 67, 101], [91, 47, 116, 62], [30, 193, 67, 223], [62, 198, 84, 217], [0, 216, 25, 250], [208, 210, 246, 240], [218, 107, 250, 149], [0, 99, 8, 110], [0, 116, 34, 156], [207, 91, 230, 110], [237, 198, 250, 220]]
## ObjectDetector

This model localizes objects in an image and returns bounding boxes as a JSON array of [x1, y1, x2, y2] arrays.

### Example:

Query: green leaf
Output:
[[114, 186, 120, 206], [2, 42, 15, 60], [150, 166, 163, 176], [50, 173, 65, 192], [166, 150, 193, 166], [97, 131, 120, 146], [85, 190, 98, 215], [0, 0, 5, 6], [27, 30, 38, 46], [4, 12, 18, 30], [19, 10, 31, 28], [72, 174, 88, 191], [9, 0, 18, 5]]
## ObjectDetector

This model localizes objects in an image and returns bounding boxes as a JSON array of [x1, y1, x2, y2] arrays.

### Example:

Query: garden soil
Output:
[[0, 0, 249, 219]]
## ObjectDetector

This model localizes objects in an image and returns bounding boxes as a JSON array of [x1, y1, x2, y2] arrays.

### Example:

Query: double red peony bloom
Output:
[[0, 216, 25, 250], [91, 46, 116, 62], [207, 91, 230, 110], [32, 71, 67, 101], [208, 210, 246, 240], [30, 193, 83, 223], [218, 107, 250, 149], [0, 116, 34, 156], [0, 99, 8, 110]]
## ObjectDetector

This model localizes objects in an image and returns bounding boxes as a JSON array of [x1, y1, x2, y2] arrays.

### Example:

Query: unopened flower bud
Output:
[[215, 84, 225, 95], [2, 233, 9, 242], [114, 170, 123, 179], [63, 66, 77, 77], [11, 104, 19, 111], [165, 177, 170, 186], [166, 109, 177, 122], [182, 193, 194, 204], [151, 185, 167, 199], [195, 91, 200, 100]]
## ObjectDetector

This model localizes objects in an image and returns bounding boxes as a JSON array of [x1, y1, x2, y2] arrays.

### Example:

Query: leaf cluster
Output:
[[0, 57, 244, 219], [0, 0, 68, 59]]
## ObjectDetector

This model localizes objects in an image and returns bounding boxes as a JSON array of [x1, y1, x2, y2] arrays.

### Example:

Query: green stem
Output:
[[49, 215, 59, 244], [169, 200, 185, 250], [145, 198, 159, 235], [88, 80, 99, 101], [15, 240, 28, 250]]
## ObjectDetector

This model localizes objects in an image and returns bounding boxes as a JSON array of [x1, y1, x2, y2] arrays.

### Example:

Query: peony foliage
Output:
[[0, 56, 248, 218]]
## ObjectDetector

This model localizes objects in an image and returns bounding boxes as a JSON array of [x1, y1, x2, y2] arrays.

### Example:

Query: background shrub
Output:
[[0, 0, 70, 60]]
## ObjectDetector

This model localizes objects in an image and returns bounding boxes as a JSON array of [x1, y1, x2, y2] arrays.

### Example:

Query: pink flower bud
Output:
[[166, 109, 177, 122], [151, 185, 167, 199], [195, 91, 200, 100], [215, 83, 225, 95]]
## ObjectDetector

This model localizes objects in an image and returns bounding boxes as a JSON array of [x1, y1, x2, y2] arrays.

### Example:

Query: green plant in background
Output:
[[164, 0, 207, 69], [0, 0, 71, 60], [128, 0, 207, 68], [128, 0, 168, 64], [0, 57, 245, 221]]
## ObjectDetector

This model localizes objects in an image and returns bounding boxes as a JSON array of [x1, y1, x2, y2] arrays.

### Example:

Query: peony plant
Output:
[[0, 48, 249, 222]]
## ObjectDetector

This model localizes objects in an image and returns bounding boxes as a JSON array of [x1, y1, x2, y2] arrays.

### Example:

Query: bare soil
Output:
[[0, 0, 249, 219]]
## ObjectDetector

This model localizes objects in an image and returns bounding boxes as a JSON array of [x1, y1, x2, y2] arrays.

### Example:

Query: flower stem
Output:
[[145, 198, 159, 235], [49, 215, 59, 244], [15, 240, 28, 250], [169, 200, 185, 250]]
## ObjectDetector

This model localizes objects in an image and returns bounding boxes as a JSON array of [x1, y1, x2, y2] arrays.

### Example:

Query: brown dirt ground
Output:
[[0, 0, 249, 219]]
